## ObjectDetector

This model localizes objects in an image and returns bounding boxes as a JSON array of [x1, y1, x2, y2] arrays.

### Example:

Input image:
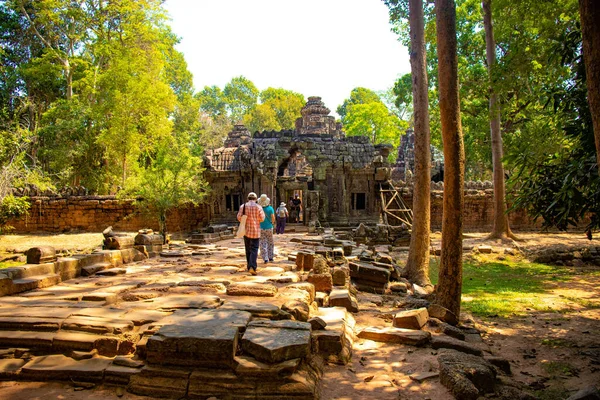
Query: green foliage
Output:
[[508, 20, 599, 231], [197, 85, 227, 117], [244, 87, 305, 133], [121, 135, 208, 239], [223, 76, 259, 123], [336, 87, 382, 120], [344, 102, 407, 147], [0, 194, 29, 233], [0, 0, 201, 195], [383, 0, 583, 181]]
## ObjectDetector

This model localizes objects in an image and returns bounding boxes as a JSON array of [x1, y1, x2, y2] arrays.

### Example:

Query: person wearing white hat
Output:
[[237, 192, 265, 275], [275, 201, 289, 234], [257, 194, 276, 263]]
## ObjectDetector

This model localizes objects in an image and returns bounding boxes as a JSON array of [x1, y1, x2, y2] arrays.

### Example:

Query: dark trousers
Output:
[[243, 236, 260, 271], [276, 217, 286, 234]]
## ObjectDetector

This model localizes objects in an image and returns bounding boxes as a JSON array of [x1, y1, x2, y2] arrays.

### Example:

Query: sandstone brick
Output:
[[393, 307, 429, 330]]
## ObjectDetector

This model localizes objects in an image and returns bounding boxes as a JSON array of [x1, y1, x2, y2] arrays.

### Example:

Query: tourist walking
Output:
[[275, 202, 289, 234], [290, 194, 302, 223], [237, 192, 265, 275], [257, 194, 276, 263]]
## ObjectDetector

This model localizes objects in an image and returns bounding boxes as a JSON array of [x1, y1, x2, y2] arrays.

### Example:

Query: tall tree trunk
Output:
[[64, 59, 73, 100], [405, 0, 432, 287], [579, 0, 600, 173], [435, 0, 465, 317], [482, 0, 515, 240]]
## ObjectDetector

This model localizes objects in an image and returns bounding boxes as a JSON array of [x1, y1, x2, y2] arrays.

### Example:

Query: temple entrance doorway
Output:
[[276, 149, 312, 225]]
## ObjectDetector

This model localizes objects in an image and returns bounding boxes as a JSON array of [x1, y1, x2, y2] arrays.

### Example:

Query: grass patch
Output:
[[541, 361, 580, 377], [535, 387, 570, 400], [541, 338, 576, 348], [429, 259, 576, 317], [0, 260, 24, 269]]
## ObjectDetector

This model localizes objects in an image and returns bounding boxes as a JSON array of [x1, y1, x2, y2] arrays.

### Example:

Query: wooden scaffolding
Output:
[[378, 180, 413, 229]]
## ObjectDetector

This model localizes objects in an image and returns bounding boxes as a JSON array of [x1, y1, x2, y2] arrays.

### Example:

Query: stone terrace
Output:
[[0, 230, 525, 399]]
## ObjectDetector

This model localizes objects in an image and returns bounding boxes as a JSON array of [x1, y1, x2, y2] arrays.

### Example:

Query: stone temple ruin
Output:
[[0, 98, 545, 399], [203, 97, 397, 230]]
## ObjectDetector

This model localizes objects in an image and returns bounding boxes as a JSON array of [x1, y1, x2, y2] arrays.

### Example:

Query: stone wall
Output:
[[6, 190, 541, 234], [7, 196, 210, 234], [428, 190, 538, 231]]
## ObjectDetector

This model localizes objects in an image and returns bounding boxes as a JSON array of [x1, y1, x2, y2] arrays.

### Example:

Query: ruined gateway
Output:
[[203, 97, 395, 228]]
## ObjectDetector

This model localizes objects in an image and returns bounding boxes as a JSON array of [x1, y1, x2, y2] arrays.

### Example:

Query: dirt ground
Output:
[[0, 231, 598, 399]]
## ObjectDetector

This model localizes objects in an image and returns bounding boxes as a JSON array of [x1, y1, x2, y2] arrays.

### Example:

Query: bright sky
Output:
[[163, 0, 410, 115]]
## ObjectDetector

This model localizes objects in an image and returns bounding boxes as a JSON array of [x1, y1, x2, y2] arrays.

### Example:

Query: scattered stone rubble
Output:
[[0, 228, 538, 399]]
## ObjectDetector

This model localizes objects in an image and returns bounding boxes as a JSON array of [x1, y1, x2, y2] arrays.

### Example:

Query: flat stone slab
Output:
[[20, 354, 112, 382], [248, 320, 311, 330], [234, 355, 300, 377], [95, 268, 127, 276], [0, 316, 62, 332], [150, 295, 222, 310], [220, 300, 290, 319], [128, 365, 190, 398], [409, 371, 440, 382], [358, 327, 431, 346], [146, 309, 252, 368], [0, 331, 54, 349], [226, 282, 278, 297], [104, 364, 141, 385], [431, 336, 484, 356], [61, 315, 134, 334], [0, 358, 26, 379], [393, 307, 429, 330], [52, 331, 120, 356], [241, 325, 311, 364], [120, 309, 171, 326], [80, 291, 118, 303]]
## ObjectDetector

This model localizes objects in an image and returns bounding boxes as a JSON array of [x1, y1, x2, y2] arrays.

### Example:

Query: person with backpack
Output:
[[237, 192, 265, 275], [275, 202, 289, 234]]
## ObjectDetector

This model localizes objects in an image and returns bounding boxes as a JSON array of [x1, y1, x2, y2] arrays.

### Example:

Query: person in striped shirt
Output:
[[237, 192, 265, 275]]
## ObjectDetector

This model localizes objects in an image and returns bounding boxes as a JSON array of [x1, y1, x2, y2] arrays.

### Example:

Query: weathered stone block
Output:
[[55, 257, 81, 281], [438, 350, 496, 400], [0, 316, 61, 332], [282, 300, 310, 322], [234, 355, 300, 377], [226, 282, 277, 297], [349, 262, 391, 284], [241, 325, 311, 364], [302, 253, 315, 270], [104, 236, 135, 250], [128, 365, 190, 398], [357, 327, 431, 346], [187, 369, 254, 398], [428, 304, 459, 326], [432, 336, 483, 356], [393, 307, 429, 330], [26, 246, 57, 264], [388, 281, 408, 293], [328, 289, 359, 313], [306, 273, 332, 293], [134, 234, 164, 246], [146, 310, 252, 368], [285, 282, 316, 303], [0, 358, 26, 379], [332, 267, 348, 286], [20, 354, 112, 382], [0, 331, 54, 349]]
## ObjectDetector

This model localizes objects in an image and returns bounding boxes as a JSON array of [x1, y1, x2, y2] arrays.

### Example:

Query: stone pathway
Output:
[[0, 230, 528, 399]]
